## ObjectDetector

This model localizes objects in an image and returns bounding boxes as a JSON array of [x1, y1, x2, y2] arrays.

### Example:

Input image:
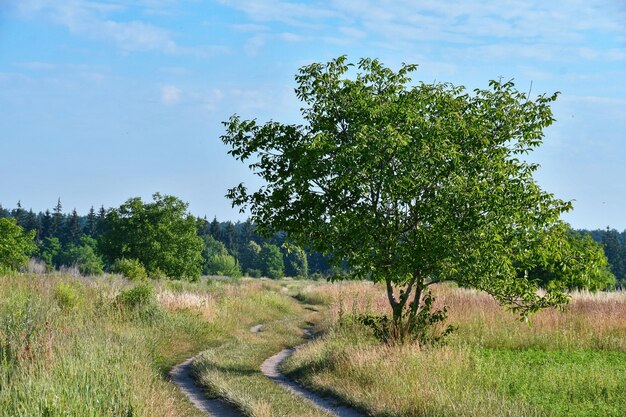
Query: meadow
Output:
[[0, 273, 321, 416], [285, 283, 626, 417], [1, 273, 624, 417]]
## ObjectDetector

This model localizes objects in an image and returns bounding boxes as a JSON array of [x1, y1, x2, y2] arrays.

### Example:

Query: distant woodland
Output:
[[0, 197, 337, 280], [1, 198, 623, 288]]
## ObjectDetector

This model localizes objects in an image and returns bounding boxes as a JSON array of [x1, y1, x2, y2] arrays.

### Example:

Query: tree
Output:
[[201, 235, 228, 274], [61, 236, 104, 275], [39, 237, 61, 270], [602, 228, 625, 283], [209, 216, 221, 241], [284, 245, 308, 278], [63, 208, 82, 246], [239, 240, 261, 274], [0, 218, 36, 272], [98, 193, 204, 280], [85, 206, 98, 237], [205, 253, 242, 277], [51, 198, 63, 238], [222, 57, 579, 342], [258, 243, 284, 279]]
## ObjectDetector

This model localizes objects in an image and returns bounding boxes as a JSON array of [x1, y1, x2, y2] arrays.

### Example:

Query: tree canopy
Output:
[[222, 56, 591, 341], [98, 193, 203, 280], [0, 217, 36, 273]]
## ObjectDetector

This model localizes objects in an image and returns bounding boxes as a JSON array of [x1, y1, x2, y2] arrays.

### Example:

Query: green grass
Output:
[[0, 274, 335, 416], [283, 283, 626, 417], [0, 274, 220, 417], [192, 281, 332, 417]]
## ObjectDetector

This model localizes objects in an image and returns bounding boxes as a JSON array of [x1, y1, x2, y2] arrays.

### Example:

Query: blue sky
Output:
[[0, 0, 625, 229]]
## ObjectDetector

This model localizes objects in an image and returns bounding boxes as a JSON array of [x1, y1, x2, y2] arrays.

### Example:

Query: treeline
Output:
[[579, 228, 626, 289], [0, 195, 338, 279], [1, 196, 623, 288]]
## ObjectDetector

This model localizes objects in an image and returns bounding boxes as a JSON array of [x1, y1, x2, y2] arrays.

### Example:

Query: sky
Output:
[[0, 0, 625, 229]]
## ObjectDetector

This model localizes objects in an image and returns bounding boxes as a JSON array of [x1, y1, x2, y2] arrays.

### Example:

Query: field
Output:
[[285, 283, 626, 417], [1, 274, 624, 417], [0, 273, 322, 416]]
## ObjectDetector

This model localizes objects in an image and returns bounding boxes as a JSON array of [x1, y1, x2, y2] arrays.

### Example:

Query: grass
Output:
[[283, 282, 626, 417], [0, 274, 336, 417], [4, 273, 621, 417], [191, 279, 332, 417]]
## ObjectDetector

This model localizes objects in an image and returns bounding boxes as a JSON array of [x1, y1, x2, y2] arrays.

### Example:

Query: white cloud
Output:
[[11, 0, 222, 55], [161, 85, 182, 104], [220, 0, 625, 65]]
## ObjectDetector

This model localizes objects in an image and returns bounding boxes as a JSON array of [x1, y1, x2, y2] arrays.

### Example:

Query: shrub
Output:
[[206, 254, 241, 278], [113, 258, 148, 281], [344, 291, 455, 346], [246, 268, 262, 278], [149, 268, 167, 280], [119, 283, 154, 309], [53, 282, 82, 310]]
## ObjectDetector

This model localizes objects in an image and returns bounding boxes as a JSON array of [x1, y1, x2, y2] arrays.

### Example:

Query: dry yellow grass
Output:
[[285, 282, 626, 417]]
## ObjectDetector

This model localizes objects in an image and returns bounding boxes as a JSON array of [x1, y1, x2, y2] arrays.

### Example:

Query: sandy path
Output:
[[259, 332, 366, 417], [170, 355, 243, 417]]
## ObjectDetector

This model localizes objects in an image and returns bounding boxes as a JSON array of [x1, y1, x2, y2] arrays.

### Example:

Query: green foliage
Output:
[[113, 258, 148, 281], [39, 236, 61, 271], [247, 268, 262, 278], [222, 56, 579, 340], [98, 193, 203, 280], [0, 217, 36, 273], [239, 240, 261, 273], [201, 235, 229, 274], [347, 290, 455, 345], [61, 237, 104, 276], [53, 282, 82, 309], [284, 245, 308, 278], [206, 253, 242, 277], [118, 282, 155, 309], [259, 243, 284, 279], [519, 225, 616, 291]]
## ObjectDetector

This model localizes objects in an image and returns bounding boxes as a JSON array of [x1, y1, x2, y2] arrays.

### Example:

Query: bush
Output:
[[206, 253, 241, 278], [119, 283, 154, 309], [113, 258, 148, 281], [343, 291, 455, 346], [53, 282, 82, 310], [149, 268, 167, 280], [246, 268, 262, 278]]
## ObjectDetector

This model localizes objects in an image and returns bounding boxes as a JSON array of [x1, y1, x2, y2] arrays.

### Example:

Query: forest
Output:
[[0, 195, 623, 289], [0, 195, 337, 280]]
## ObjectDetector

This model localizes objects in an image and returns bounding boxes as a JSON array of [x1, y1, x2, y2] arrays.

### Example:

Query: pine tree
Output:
[[51, 198, 63, 239], [85, 206, 97, 237], [224, 221, 237, 255], [209, 216, 221, 240], [12, 201, 26, 228], [24, 209, 42, 241], [41, 209, 53, 239], [96, 205, 108, 237], [64, 209, 82, 246]]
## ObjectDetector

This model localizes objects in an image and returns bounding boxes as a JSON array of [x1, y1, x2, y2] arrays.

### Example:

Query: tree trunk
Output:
[[384, 273, 424, 343]]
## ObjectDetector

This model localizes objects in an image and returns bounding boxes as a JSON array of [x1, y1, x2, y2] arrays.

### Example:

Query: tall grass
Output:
[[192, 278, 332, 417], [284, 283, 626, 417]]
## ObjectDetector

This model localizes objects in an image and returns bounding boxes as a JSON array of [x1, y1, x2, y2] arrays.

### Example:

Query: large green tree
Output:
[[0, 218, 36, 273], [222, 57, 590, 342], [98, 193, 203, 280]]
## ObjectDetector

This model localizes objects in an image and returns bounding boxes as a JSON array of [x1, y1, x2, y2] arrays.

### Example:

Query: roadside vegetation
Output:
[[285, 282, 626, 417]]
